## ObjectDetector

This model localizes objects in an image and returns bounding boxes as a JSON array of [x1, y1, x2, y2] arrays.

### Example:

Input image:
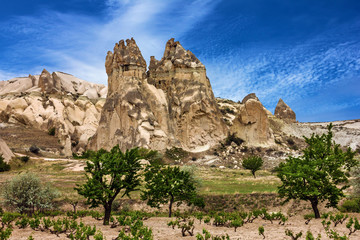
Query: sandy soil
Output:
[[8, 213, 360, 240]]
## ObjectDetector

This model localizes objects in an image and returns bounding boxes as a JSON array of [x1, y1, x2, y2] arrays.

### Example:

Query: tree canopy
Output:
[[76, 146, 157, 225], [242, 155, 263, 178], [277, 124, 357, 218], [141, 165, 204, 217]]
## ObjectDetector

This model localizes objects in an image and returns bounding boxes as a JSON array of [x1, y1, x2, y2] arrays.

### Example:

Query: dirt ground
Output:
[[7, 213, 360, 240]]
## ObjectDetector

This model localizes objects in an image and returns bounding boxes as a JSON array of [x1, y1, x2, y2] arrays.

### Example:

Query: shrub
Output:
[[0, 155, 10, 172], [2, 173, 59, 214], [340, 198, 360, 213], [242, 156, 263, 178], [29, 145, 40, 154], [20, 156, 30, 163], [48, 127, 56, 136], [165, 147, 188, 161]]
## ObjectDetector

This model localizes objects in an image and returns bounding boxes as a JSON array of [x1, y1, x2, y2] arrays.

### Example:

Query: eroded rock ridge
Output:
[[90, 38, 227, 151]]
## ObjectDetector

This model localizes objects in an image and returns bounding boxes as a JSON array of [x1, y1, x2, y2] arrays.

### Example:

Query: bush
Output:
[[165, 147, 188, 161], [48, 127, 56, 136], [20, 156, 30, 163], [340, 198, 360, 213], [242, 156, 263, 178], [0, 155, 10, 172], [2, 173, 59, 214], [29, 145, 40, 154]]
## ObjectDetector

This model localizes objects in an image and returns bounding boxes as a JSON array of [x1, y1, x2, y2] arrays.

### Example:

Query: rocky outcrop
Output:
[[0, 138, 14, 163], [274, 98, 296, 123], [230, 94, 274, 146], [38, 69, 60, 93], [0, 71, 107, 156], [0, 70, 107, 99], [90, 38, 226, 152]]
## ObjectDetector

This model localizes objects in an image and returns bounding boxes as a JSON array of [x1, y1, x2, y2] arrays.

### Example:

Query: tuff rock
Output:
[[274, 98, 296, 123], [90, 38, 227, 152]]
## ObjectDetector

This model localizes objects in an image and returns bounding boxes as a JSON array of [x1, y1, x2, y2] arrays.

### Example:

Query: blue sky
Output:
[[1, 0, 359, 122]]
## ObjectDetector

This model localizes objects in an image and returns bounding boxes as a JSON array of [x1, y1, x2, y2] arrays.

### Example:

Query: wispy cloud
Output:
[[203, 20, 360, 121], [0, 0, 220, 84]]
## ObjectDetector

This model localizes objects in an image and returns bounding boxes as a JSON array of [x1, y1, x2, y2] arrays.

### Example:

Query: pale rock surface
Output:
[[90, 38, 227, 152], [230, 93, 274, 146], [0, 138, 14, 163], [274, 98, 296, 123], [0, 70, 107, 156]]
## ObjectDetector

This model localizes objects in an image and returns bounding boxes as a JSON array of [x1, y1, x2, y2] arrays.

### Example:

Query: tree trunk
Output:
[[310, 198, 320, 219], [252, 170, 256, 178], [169, 196, 174, 217], [103, 203, 112, 225]]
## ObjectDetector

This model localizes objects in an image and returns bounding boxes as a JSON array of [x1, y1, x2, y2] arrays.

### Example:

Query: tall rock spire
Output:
[[90, 38, 226, 152]]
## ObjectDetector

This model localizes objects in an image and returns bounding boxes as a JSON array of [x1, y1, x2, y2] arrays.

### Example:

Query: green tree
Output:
[[242, 156, 263, 178], [2, 173, 59, 214], [141, 165, 204, 217], [277, 124, 357, 218], [75, 146, 156, 225]]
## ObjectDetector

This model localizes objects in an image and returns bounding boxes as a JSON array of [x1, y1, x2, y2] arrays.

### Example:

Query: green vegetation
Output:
[[242, 156, 263, 178], [277, 124, 358, 218], [0, 155, 10, 172], [142, 165, 204, 217], [165, 147, 188, 161], [48, 127, 56, 136], [2, 173, 59, 214], [75, 146, 155, 225]]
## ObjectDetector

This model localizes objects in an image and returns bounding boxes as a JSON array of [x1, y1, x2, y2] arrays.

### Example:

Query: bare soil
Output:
[[8, 214, 360, 240]]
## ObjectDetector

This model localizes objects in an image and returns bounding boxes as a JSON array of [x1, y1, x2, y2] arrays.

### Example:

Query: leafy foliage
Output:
[[277, 124, 358, 218], [76, 146, 157, 225], [0, 155, 10, 172], [2, 173, 59, 214], [242, 156, 263, 178], [142, 165, 204, 217]]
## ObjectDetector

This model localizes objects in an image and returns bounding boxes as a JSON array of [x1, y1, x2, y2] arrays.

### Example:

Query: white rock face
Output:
[[0, 70, 107, 156]]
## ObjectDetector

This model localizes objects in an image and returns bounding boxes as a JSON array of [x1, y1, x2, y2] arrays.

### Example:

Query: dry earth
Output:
[[7, 214, 360, 240]]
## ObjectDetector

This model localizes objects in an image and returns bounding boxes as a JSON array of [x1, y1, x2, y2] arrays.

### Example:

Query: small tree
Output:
[[141, 165, 204, 217], [75, 146, 156, 225], [277, 124, 357, 218], [242, 156, 263, 178], [0, 154, 10, 172], [2, 173, 59, 214]]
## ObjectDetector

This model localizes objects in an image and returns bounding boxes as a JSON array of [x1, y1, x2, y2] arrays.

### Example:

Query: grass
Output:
[[196, 167, 280, 195], [0, 158, 281, 203]]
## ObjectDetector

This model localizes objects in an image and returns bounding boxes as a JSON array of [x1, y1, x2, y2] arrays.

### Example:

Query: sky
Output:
[[0, 0, 359, 122]]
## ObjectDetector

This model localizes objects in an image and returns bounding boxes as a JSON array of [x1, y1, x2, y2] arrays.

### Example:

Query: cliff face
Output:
[[90, 38, 227, 152], [230, 94, 274, 146]]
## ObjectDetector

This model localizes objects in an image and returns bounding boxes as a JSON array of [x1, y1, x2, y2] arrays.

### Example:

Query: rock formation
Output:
[[230, 93, 274, 146], [274, 98, 296, 123], [0, 138, 14, 163], [0, 71, 107, 156], [90, 38, 227, 152]]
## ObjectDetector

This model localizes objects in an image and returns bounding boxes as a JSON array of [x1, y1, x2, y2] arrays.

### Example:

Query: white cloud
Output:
[[0, 0, 220, 84]]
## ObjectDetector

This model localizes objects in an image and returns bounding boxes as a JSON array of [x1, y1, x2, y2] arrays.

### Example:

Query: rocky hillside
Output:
[[0, 38, 359, 162], [0, 70, 107, 156]]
